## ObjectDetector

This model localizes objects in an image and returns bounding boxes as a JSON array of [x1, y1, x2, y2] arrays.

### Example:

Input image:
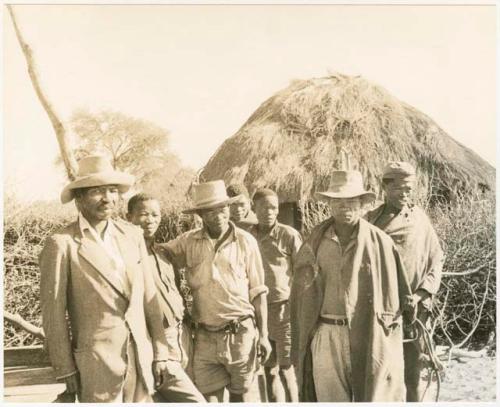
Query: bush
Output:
[[3, 189, 495, 350]]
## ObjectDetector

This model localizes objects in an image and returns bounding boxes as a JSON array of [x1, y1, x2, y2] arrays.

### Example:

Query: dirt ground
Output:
[[438, 355, 497, 402], [244, 356, 497, 403]]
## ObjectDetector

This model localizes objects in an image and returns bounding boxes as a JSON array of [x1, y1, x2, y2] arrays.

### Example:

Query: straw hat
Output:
[[316, 170, 375, 203], [183, 180, 241, 214], [60, 155, 135, 204]]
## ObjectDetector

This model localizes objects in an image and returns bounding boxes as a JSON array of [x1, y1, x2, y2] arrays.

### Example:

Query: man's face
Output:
[[76, 184, 119, 223], [128, 199, 162, 239], [199, 205, 230, 236], [229, 198, 250, 222], [383, 178, 415, 210], [254, 195, 279, 228], [328, 197, 362, 225]]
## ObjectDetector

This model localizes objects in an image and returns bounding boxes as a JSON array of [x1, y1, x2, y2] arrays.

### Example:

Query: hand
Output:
[[64, 373, 79, 394], [403, 296, 418, 324], [152, 360, 169, 388], [258, 335, 272, 364]]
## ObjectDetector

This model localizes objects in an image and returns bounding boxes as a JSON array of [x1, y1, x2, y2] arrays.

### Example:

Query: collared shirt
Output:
[[78, 213, 131, 296], [249, 222, 302, 303], [148, 243, 185, 326], [164, 222, 268, 327], [316, 222, 358, 318]]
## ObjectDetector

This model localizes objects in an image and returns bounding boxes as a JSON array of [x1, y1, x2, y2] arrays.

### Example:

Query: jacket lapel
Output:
[[78, 235, 129, 300]]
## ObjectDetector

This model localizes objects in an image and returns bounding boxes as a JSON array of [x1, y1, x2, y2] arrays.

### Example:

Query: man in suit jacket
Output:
[[39, 155, 170, 402]]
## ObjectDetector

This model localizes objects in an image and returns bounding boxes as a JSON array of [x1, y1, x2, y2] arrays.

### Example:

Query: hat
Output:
[[60, 155, 134, 204], [183, 180, 241, 214], [382, 161, 416, 180], [316, 170, 375, 202]]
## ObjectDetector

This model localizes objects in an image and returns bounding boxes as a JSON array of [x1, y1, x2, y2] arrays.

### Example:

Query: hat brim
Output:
[[182, 195, 241, 214], [315, 191, 376, 203], [61, 171, 135, 204]]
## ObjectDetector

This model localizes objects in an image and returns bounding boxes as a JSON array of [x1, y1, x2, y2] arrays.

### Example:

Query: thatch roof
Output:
[[201, 74, 494, 203]]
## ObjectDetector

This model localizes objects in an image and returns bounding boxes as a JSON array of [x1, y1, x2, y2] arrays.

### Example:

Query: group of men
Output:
[[40, 154, 443, 403]]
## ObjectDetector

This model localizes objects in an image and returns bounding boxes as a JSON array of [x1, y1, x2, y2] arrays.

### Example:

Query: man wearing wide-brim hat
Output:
[[290, 170, 415, 402], [161, 180, 272, 402], [39, 155, 170, 402], [366, 161, 444, 402]]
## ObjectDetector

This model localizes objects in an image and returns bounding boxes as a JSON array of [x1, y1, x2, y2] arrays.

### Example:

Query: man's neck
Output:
[[257, 222, 276, 235], [82, 213, 108, 239], [333, 219, 358, 244], [384, 201, 404, 215], [145, 237, 155, 251], [206, 224, 230, 240]]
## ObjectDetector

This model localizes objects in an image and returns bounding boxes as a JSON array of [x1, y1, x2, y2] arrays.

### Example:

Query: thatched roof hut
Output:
[[201, 74, 494, 217]]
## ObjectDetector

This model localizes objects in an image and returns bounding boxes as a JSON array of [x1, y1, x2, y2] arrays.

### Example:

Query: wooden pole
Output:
[[7, 5, 77, 181], [4, 311, 45, 340]]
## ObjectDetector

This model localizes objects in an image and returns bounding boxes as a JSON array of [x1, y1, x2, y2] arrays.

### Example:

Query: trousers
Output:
[[311, 322, 353, 402]]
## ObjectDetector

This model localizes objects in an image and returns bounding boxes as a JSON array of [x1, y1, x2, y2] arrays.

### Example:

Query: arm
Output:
[[39, 235, 78, 389], [418, 220, 444, 297], [140, 235, 169, 361], [245, 236, 271, 361], [162, 234, 188, 270], [289, 229, 303, 275], [393, 246, 416, 321]]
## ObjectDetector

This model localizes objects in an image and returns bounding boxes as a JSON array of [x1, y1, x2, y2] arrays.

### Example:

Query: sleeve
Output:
[[289, 229, 303, 274], [289, 241, 314, 366], [39, 235, 78, 380], [162, 234, 188, 270], [393, 245, 413, 309], [244, 235, 269, 302], [140, 234, 169, 360], [418, 220, 444, 296]]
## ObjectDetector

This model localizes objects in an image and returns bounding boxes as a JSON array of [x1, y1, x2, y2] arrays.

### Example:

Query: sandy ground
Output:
[[438, 355, 496, 402], [4, 356, 496, 402]]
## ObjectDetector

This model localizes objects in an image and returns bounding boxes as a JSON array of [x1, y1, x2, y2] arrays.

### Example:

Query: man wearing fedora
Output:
[[163, 180, 272, 402], [39, 155, 170, 402], [290, 170, 415, 402], [366, 162, 444, 402]]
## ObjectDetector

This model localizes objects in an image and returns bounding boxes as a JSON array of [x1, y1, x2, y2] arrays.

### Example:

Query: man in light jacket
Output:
[[39, 155, 169, 402], [290, 170, 415, 402]]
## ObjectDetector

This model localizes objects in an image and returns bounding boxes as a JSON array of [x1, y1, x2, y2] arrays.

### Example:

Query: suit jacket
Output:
[[39, 216, 169, 402]]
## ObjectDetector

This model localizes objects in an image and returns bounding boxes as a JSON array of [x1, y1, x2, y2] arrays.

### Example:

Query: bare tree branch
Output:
[[7, 5, 77, 181]]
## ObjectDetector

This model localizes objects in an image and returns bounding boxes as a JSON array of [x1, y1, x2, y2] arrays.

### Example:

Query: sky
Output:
[[3, 4, 497, 203]]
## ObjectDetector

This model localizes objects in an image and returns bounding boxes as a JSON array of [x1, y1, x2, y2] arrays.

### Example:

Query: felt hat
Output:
[[183, 180, 241, 214], [316, 170, 375, 203], [60, 155, 134, 204]]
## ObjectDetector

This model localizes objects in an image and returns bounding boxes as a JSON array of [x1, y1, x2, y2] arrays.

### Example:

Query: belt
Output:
[[198, 315, 253, 334], [319, 316, 348, 326]]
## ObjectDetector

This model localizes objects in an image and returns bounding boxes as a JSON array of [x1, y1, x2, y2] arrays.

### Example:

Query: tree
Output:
[[61, 109, 181, 186]]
